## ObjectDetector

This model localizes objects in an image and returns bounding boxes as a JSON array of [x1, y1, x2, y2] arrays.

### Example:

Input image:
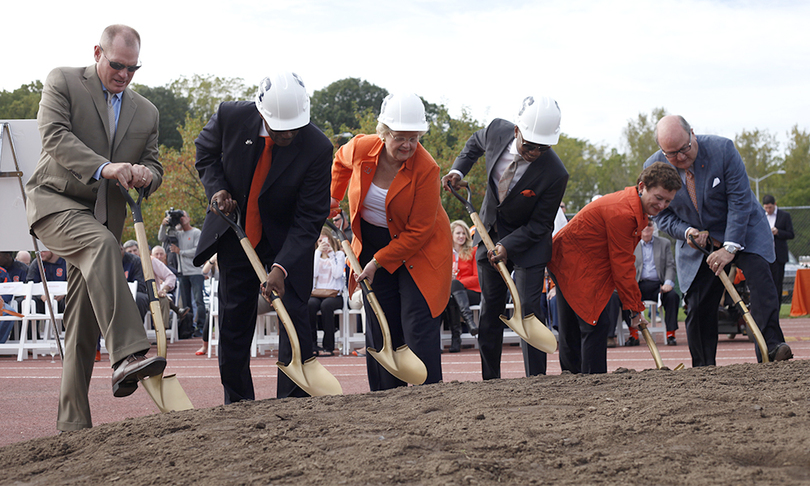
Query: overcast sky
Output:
[[3, 0, 808, 151]]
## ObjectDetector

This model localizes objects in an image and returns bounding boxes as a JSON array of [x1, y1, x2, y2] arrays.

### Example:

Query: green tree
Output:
[[169, 74, 254, 123], [781, 125, 810, 206], [623, 107, 667, 168], [554, 135, 599, 211], [131, 84, 190, 150], [0, 81, 43, 119], [735, 128, 783, 199], [310, 78, 388, 133]]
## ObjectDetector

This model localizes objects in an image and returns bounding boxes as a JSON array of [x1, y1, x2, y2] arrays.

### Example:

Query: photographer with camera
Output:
[[158, 209, 206, 337]]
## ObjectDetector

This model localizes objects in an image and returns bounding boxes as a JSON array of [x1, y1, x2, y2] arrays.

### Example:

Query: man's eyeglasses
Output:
[[100, 48, 141, 73], [662, 133, 692, 159], [521, 141, 551, 154]]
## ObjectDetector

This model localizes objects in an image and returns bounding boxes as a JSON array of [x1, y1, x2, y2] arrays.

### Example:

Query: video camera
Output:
[[165, 207, 184, 228]]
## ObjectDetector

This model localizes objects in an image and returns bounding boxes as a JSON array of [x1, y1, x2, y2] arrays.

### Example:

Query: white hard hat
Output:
[[516, 96, 561, 145], [255, 72, 310, 131], [377, 93, 429, 132]]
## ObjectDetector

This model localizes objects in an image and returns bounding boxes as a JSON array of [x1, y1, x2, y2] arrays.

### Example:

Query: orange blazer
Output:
[[331, 135, 452, 317], [547, 186, 647, 324]]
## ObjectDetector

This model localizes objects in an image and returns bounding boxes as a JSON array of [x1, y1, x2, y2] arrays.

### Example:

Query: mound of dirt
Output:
[[1, 360, 809, 485]]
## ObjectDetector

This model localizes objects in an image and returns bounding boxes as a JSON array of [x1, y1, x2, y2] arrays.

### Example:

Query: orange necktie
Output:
[[685, 169, 699, 213], [246, 136, 273, 247]]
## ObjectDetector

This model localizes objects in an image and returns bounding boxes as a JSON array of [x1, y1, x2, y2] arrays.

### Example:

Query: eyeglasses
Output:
[[521, 141, 551, 154], [100, 48, 141, 73], [662, 133, 692, 159], [390, 134, 420, 144]]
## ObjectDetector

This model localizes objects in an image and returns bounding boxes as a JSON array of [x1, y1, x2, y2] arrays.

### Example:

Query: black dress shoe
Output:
[[667, 336, 677, 346], [768, 343, 793, 362], [625, 337, 640, 347], [111, 354, 167, 398]]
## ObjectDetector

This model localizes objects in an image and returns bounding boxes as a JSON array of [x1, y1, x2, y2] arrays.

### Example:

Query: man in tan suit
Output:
[[25, 24, 165, 431]]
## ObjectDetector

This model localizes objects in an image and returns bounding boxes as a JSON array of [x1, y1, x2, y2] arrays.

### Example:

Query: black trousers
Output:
[[477, 250, 546, 380], [217, 231, 312, 403], [685, 251, 785, 367], [638, 280, 680, 333], [556, 284, 611, 374], [769, 260, 786, 303], [359, 220, 442, 391]]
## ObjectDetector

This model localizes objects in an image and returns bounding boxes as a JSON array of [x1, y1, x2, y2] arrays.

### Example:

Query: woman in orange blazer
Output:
[[331, 93, 452, 390], [547, 162, 681, 374]]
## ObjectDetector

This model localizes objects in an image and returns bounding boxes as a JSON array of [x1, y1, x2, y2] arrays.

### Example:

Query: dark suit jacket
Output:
[[772, 209, 794, 263], [634, 236, 676, 284], [451, 119, 568, 268], [26, 65, 161, 240], [193, 101, 333, 299]]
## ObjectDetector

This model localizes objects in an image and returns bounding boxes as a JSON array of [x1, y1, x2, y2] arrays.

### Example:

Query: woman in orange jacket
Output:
[[547, 162, 681, 374], [330, 93, 452, 390]]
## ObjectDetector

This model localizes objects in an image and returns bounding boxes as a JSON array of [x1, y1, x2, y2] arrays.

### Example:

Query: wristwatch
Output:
[[723, 244, 738, 255]]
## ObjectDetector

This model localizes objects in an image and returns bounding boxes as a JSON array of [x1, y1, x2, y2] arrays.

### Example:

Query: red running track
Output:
[[1, 318, 809, 447]]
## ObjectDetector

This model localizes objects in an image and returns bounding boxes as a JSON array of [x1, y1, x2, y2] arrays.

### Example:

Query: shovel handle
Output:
[[638, 320, 665, 369], [121, 186, 168, 358], [211, 203, 304, 363], [325, 216, 393, 349], [688, 234, 769, 362]]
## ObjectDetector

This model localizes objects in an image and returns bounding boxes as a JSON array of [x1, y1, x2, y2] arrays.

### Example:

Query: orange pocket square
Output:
[[520, 189, 536, 197]]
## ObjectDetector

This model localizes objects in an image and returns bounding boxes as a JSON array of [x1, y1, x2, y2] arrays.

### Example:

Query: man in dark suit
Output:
[[194, 72, 333, 403], [442, 96, 568, 379], [645, 115, 791, 366], [25, 24, 166, 431], [762, 195, 794, 302], [632, 220, 680, 346]]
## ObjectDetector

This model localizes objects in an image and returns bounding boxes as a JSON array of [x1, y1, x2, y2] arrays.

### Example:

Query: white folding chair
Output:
[[207, 279, 219, 358], [0, 282, 34, 361]]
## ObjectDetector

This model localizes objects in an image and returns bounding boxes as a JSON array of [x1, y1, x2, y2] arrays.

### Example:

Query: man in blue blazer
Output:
[[442, 96, 568, 379], [194, 72, 333, 402], [645, 115, 791, 366]]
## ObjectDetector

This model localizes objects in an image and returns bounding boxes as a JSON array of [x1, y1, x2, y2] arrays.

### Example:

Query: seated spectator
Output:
[[151, 249, 177, 335], [15, 251, 31, 266], [308, 228, 346, 356], [27, 249, 67, 314], [0, 252, 28, 308], [445, 220, 481, 353], [0, 267, 16, 343], [151, 245, 189, 320], [123, 240, 139, 256], [626, 220, 680, 346]]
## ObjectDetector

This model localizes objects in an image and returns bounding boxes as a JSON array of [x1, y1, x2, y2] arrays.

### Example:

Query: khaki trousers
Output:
[[32, 209, 151, 431]]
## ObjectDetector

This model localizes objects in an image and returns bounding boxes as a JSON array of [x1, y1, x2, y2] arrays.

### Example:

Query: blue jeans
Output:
[[179, 274, 206, 331]]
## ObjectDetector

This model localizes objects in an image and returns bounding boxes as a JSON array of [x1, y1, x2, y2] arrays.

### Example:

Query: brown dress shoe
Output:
[[111, 354, 167, 398], [768, 343, 793, 362]]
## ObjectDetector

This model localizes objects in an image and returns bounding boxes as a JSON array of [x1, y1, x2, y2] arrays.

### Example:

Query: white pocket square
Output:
[[712, 177, 720, 188]]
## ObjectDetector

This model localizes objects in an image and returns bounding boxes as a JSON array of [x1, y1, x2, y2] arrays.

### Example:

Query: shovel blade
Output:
[[500, 313, 558, 353], [140, 374, 194, 413], [367, 344, 428, 385], [277, 357, 343, 396]]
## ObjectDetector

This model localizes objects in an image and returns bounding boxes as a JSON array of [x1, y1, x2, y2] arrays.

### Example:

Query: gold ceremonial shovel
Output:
[[637, 319, 684, 371], [325, 217, 428, 385], [690, 235, 769, 362], [212, 204, 342, 396], [121, 187, 193, 412], [448, 183, 557, 353]]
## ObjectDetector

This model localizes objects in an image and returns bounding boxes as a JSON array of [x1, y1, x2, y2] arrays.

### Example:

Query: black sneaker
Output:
[[625, 337, 640, 347], [666, 336, 677, 346]]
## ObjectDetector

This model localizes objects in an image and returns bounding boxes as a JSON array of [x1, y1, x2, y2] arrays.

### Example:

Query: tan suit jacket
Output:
[[24, 65, 161, 431], [26, 65, 161, 239]]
